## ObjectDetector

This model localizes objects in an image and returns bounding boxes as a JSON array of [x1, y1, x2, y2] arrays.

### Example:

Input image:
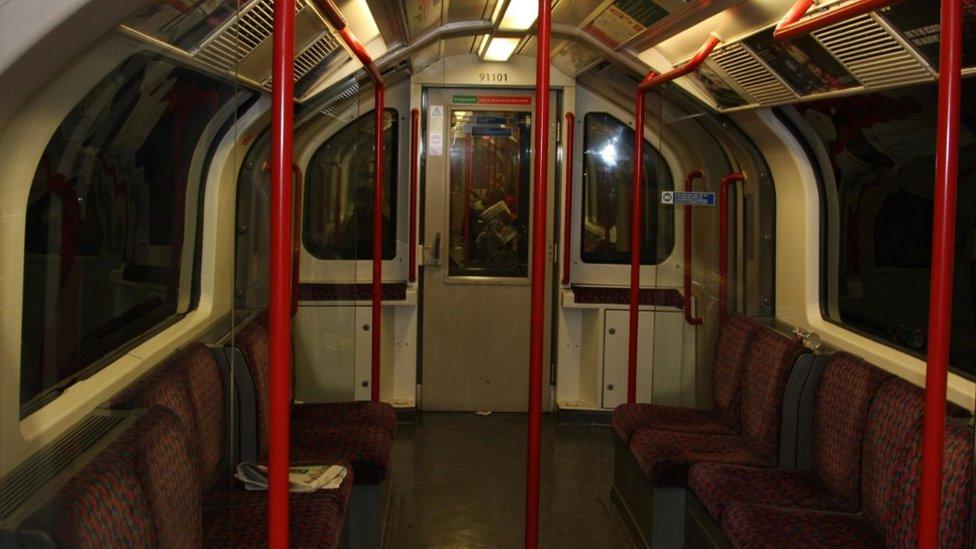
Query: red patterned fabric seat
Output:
[[236, 316, 395, 484], [698, 376, 974, 548], [612, 315, 763, 443], [722, 504, 884, 548], [688, 352, 890, 520], [628, 327, 805, 487]]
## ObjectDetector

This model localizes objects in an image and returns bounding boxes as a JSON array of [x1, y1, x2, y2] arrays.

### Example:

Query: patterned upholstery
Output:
[[860, 377, 926, 529], [52, 439, 155, 547], [882, 418, 973, 548], [710, 315, 764, 428], [628, 429, 772, 487], [611, 315, 761, 443], [235, 316, 272, 460], [292, 425, 393, 484], [203, 479, 352, 549], [809, 352, 890, 506], [722, 504, 884, 549], [612, 404, 733, 444], [115, 344, 226, 491], [127, 408, 204, 547], [688, 464, 853, 522], [686, 352, 889, 523], [293, 400, 397, 435], [737, 329, 805, 461]]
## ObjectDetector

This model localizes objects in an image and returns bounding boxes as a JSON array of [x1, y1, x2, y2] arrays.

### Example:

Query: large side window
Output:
[[794, 81, 976, 378], [20, 53, 242, 411], [303, 110, 398, 260], [581, 113, 674, 265]]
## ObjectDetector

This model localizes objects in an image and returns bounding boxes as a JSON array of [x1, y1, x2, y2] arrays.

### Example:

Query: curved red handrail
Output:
[[773, 0, 900, 41], [718, 172, 746, 322], [314, 0, 386, 403], [683, 170, 705, 326], [628, 33, 721, 405], [409, 109, 419, 283], [561, 112, 575, 286], [918, 0, 963, 546]]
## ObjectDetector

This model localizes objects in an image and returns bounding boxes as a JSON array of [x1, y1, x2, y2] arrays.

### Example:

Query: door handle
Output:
[[426, 232, 443, 266]]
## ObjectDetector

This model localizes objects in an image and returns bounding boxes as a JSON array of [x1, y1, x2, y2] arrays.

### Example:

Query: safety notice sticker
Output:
[[429, 105, 444, 156], [661, 191, 716, 206]]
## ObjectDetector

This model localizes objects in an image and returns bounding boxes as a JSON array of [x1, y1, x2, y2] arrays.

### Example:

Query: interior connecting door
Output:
[[421, 88, 557, 411]]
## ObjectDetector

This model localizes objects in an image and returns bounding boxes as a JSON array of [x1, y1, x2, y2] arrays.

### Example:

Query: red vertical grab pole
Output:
[[371, 85, 385, 402], [627, 34, 720, 404], [918, 0, 962, 545], [315, 0, 385, 402], [269, 0, 295, 544], [683, 170, 704, 326], [626, 89, 646, 405], [718, 172, 745, 322], [561, 112, 575, 286], [409, 108, 420, 282], [526, 0, 550, 546]]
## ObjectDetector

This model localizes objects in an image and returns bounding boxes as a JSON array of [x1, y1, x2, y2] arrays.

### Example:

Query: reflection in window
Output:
[[581, 113, 674, 265], [21, 53, 243, 410], [795, 82, 976, 377], [303, 110, 398, 260], [448, 111, 531, 278], [123, 0, 238, 51]]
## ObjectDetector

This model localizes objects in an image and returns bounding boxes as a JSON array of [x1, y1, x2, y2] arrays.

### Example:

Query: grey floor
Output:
[[385, 413, 635, 548]]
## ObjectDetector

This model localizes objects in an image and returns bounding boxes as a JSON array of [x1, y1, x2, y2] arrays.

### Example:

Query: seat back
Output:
[[809, 352, 889, 506], [737, 328, 806, 462], [234, 313, 272, 460], [52, 407, 202, 547], [710, 315, 763, 428], [114, 343, 226, 491]]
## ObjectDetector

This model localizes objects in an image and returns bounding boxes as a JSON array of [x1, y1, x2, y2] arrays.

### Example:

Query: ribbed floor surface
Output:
[[385, 412, 634, 548]]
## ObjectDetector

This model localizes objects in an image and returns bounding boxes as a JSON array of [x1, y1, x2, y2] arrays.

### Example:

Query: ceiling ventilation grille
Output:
[[295, 34, 342, 81], [812, 14, 933, 89], [710, 44, 795, 106], [195, 0, 308, 74], [319, 82, 361, 116]]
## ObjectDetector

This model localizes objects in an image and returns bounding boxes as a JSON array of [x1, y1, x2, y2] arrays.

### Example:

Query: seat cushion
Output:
[[292, 425, 393, 484], [613, 404, 734, 444], [722, 503, 884, 549], [688, 463, 855, 523], [293, 400, 397, 435], [629, 429, 772, 487], [203, 477, 352, 549]]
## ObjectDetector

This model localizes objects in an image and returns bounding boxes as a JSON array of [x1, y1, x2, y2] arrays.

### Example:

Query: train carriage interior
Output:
[[2, 0, 976, 547]]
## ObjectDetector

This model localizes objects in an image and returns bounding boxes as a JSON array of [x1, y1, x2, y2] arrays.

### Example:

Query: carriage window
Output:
[[581, 113, 674, 264], [20, 53, 241, 411], [303, 110, 398, 260], [795, 81, 976, 378]]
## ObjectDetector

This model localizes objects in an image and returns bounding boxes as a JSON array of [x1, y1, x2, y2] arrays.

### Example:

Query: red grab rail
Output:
[[315, 0, 386, 402], [683, 170, 704, 326], [918, 0, 963, 546], [409, 108, 419, 282], [718, 172, 746, 322], [525, 1, 551, 546], [627, 34, 721, 404], [562, 112, 575, 286], [773, 0, 900, 41], [269, 0, 295, 544]]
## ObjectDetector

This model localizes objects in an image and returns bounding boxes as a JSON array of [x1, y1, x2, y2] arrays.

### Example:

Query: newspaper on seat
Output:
[[235, 462, 348, 492]]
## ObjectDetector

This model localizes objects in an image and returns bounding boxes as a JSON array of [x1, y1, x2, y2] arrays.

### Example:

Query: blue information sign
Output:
[[476, 116, 507, 125], [661, 191, 716, 206], [471, 126, 512, 137]]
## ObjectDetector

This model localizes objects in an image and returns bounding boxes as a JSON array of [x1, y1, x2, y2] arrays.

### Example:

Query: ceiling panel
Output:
[[447, 0, 494, 22]]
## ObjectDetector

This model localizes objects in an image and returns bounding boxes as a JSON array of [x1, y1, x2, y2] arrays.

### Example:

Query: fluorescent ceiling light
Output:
[[482, 37, 520, 62], [497, 0, 538, 31]]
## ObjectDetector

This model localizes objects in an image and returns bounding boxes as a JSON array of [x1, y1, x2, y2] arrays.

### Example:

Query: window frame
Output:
[[579, 111, 675, 266], [18, 53, 252, 415], [301, 108, 400, 262]]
